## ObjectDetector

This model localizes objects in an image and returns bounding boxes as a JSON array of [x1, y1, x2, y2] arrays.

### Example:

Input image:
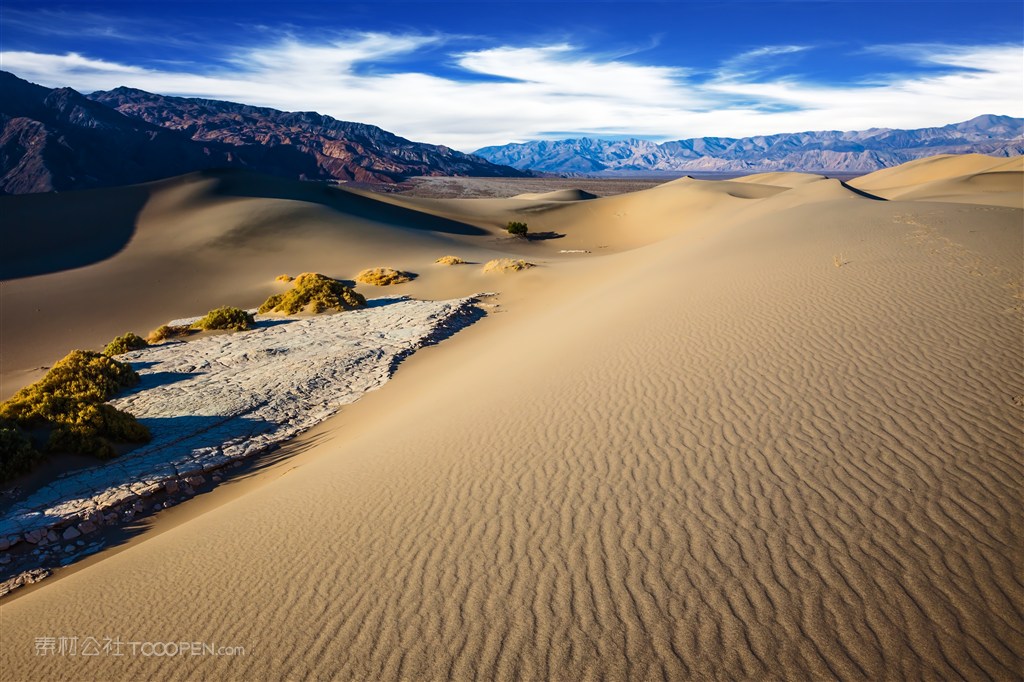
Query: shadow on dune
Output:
[[0, 184, 150, 280], [838, 180, 886, 200], [204, 168, 489, 236]]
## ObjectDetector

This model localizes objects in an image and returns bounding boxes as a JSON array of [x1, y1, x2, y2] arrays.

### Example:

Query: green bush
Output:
[[258, 272, 367, 314], [0, 350, 150, 479], [191, 306, 255, 331], [0, 421, 40, 482], [506, 221, 528, 236], [104, 332, 148, 356]]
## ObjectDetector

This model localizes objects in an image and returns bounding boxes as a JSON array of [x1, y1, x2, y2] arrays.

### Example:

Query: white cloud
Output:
[[1, 36, 1021, 152]]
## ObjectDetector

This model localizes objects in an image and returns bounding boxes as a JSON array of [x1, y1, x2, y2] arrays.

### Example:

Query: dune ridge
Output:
[[1, 156, 1021, 680]]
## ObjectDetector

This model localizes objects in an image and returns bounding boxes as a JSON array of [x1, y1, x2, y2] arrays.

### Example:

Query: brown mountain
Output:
[[0, 71, 527, 195], [0, 71, 234, 195], [87, 87, 528, 184]]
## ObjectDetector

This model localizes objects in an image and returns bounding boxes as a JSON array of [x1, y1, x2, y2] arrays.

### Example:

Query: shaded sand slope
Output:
[[0, 170, 511, 397], [2, 166, 1021, 680]]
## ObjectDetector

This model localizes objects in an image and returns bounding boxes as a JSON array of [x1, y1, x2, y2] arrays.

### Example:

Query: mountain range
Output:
[[2, 68, 1021, 195], [474, 116, 1024, 174], [0, 71, 526, 195]]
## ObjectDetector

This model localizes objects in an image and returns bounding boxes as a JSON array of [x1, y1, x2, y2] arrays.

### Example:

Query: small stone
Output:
[[153, 504, 162, 512], [63, 544, 75, 553], [164, 480, 179, 494], [46, 531, 59, 543], [104, 513, 118, 524], [62, 527, 81, 540], [186, 475, 205, 487], [162, 501, 173, 509], [181, 485, 195, 496], [77, 521, 97, 535], [212, 475, 223, 483], [76, 540, 85, 546]]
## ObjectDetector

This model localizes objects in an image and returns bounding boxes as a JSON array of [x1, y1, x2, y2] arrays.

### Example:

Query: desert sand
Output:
[[0, 153, 1021, 680]]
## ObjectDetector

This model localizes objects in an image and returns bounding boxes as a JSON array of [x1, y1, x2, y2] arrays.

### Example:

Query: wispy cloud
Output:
[[1, 34, 1020, 151]]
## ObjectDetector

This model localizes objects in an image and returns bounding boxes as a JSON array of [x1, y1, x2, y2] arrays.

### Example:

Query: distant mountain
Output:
[[87, 87, 527, 184], [474, 116, 1024, 174], [0, 71, 527, 195]]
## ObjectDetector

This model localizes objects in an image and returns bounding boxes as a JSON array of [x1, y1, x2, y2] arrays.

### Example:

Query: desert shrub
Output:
[[276, 274, 294, 283], [355, 267, 415, 286], [0, 421, 40, 482], [483, 258, 535, 273], [0, 350, 150, 473], [258, 272, 367, 314], [191, 306, 255, 331], [506, 221, 528, 237], [104, 332, 148, 356], [435, 255, 467, 265], [146, 324, 192, 344]]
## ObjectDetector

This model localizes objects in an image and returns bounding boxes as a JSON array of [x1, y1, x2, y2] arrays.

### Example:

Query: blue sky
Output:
[[1, 1, 1021, 151]]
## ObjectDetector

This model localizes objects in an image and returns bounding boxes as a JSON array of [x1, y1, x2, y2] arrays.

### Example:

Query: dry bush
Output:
[[276, 274, 293, 283], [146, 325, 193, 344], [355, 267, 415, 286], [506, 221, 528, 237], [435, 255, 467, 266], [259, 272, 366, 314], [483, 258, 535, 273]]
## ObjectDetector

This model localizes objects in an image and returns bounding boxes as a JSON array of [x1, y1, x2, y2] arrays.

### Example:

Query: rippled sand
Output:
[[1, 154, 1021, 680]]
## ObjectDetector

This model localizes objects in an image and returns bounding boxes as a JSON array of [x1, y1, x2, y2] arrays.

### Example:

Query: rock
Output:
[[62, 526, 81, 540], [46, 530, 59, 543], [76, 540, 85, 546], [77, 521, 97, 535], [63, 544, 75, 553], [164, 480, 179, 494], [0, 537, 9, 551], [186, 475, 205, 487]]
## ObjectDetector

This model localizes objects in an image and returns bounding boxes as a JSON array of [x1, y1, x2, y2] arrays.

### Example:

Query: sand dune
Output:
[[512, 188, 599, 201], [1, 156, 1022, 680]]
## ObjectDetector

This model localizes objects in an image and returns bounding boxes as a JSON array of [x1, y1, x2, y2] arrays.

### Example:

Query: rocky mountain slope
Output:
[[0, 71, 527, 195], [88, 87, 527, 184], [474, 115, 1024, 174], [0, 71, 231, 195]]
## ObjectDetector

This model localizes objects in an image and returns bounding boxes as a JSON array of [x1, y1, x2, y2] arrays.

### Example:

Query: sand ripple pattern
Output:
[[1, 200, 1021, 681]]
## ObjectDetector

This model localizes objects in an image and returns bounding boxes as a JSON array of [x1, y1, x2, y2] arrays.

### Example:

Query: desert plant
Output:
[[0, 421, 39, 483], [506, 221, 528, 237], [0, 350, 150, 473], [483, 258, 535, 273], [146, 324, 193, 344], [833, 254, 846, 268], [259, 272, 367, 314], [104, 332, 148, 356], [435, 255, 467, 266], [355, 267, 415, 286], [191, 306, 255, 331]]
